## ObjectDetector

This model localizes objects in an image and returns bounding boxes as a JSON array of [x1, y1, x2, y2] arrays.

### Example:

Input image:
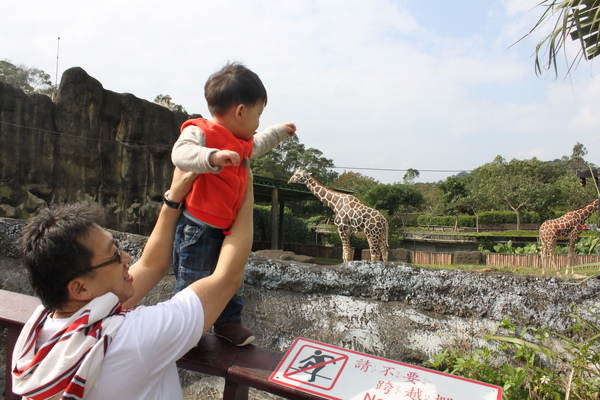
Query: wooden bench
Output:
[[0, 289, 324, 400]]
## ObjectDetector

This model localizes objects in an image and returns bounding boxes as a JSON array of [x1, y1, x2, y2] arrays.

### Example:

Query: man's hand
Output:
[[210, 150, 241, 167]]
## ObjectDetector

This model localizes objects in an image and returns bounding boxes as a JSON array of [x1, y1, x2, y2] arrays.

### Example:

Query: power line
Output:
[[331, 166, 471, 173]]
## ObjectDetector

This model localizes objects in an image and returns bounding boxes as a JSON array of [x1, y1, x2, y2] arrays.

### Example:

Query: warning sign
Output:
[[270, 338, 502, 400], [283, 343, 348, 390]]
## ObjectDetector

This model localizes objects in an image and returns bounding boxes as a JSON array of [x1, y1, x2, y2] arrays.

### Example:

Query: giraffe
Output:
[[539, 198, 599, 272], [288, 169, 389, 262]]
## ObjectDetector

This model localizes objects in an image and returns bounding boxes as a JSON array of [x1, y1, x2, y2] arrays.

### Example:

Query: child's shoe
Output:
[[213, 323, 255, 346]]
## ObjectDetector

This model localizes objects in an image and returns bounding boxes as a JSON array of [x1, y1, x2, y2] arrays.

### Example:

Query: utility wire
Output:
[[332, 166, 470, 173]]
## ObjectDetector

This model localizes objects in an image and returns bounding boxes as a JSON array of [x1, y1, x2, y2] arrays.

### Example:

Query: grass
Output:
[[314, 257, 600, 279], [415, 263, 600, 279]]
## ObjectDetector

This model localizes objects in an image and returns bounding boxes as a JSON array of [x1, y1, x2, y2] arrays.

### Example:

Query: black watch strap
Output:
[[163, 190, 184, 210]]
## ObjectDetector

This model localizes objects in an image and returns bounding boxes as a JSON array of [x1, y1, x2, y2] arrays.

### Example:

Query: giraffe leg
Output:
[[541, 236, 557, 274], [381, 224, 389, 262], [567, 233, 580, 274], [380, 241, 388, 262], [366, 234, 381, 261], [339, 229, 352, 263]]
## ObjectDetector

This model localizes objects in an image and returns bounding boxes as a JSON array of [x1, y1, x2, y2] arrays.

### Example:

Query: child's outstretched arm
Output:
[[252, 123, 297, 158]]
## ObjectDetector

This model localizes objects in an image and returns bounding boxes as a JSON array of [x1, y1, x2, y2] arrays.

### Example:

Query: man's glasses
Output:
[[66, 240, 123, 282]]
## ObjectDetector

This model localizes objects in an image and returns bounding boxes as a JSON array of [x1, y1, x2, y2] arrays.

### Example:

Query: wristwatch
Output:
[[163, 190, 184, 210]]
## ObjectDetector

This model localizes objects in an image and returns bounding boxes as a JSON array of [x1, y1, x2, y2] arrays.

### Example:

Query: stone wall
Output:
[[2, 216, 600, 398], [0, 67, 192, 235]]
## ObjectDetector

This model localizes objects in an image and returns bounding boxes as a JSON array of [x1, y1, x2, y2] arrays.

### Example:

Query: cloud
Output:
[[2, 0, 600, 184]]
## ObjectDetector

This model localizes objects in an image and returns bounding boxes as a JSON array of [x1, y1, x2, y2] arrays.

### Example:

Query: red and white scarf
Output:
[[12, 293, 129, 400]]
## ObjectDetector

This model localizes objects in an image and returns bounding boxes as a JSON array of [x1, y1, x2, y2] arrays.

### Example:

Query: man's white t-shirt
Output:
[[38, 288, 204, 400]]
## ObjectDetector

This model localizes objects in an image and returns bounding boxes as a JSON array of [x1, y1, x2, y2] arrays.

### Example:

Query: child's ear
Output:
[[234, 104, 245, 121]]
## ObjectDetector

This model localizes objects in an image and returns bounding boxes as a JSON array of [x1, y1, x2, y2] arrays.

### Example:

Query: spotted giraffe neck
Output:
[[304, 176, 342, 211], [568, 198, 599, 222]]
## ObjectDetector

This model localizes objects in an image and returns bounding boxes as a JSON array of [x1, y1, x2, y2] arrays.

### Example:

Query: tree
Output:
[[563, 142, 589, 171], [417, 183, 445, 215], [251, 135, 338, 184], [0, 59, 55, 95], [459, 173, 496, 232], [153, 94, 187, 112], [362, 183, 425, 216], [521, 1, 600, 75], [331, 171, 379, 197], [437, 176, 471, 216], [403, 168, 420, 184], [472, 156, 570, 229]]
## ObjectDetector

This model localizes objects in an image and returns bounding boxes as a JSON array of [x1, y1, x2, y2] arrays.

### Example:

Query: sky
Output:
[[2, 0, 600, 184]]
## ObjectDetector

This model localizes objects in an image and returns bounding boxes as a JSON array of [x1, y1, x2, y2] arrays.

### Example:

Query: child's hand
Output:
[[210, 150, 241, 167], [283, 123, 297, 136]]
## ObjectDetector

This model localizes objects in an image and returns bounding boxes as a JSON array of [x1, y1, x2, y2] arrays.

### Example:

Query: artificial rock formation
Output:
[[0, 67, 191, 234]]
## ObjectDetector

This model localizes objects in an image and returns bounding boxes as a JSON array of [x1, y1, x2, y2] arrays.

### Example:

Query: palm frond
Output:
[[521, 0, 600, 76]]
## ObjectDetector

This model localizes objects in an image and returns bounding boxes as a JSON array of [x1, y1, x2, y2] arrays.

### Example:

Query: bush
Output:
[[325, 232, 368, 249], [426, 309, 600, 399], [416, 214, 476, 227], [253, 205, 313, 244], [479, 211, 516, 224], [418, 211, 542, 227]]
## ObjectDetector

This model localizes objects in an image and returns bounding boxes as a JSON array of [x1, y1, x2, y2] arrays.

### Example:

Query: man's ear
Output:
[[66, 278, 93, 302]]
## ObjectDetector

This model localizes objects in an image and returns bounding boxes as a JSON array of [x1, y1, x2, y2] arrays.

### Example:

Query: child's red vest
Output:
[[181, 118, 254, 229]]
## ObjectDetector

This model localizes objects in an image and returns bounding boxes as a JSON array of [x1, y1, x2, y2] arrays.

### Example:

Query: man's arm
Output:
[[123, 168, 197, 308], [188, 169, 254, 333]]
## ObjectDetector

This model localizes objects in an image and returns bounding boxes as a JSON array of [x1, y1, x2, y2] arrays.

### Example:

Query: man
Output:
[[12, 169, 254, 400]]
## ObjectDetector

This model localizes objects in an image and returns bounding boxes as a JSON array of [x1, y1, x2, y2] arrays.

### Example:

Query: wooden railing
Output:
[[0, 289, 325, 400], [362, 249, 600, 270]]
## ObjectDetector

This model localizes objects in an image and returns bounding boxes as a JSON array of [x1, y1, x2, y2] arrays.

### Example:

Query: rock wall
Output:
[[0, 67, 192, 235], [2, 216, 600, 399]]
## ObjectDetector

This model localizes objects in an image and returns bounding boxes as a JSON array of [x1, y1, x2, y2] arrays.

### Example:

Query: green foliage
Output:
[[478, 211, 541, 224], [390, 213, 420, 227], [418, 211, 543, 227], [0, 59, 55, 95], [252, 135, 338, 184], [444, 153, 594, 229], [361, 183, 425, 215], [426, 311, 600, 399], [324, 231, 369, 249], [437, 176, 470, 215], [521, 0, 600, 76], [253, 205, 313, 244], [574, 236, 599, 255], [485, 237, 598, 255], [426, 347, 505, 390], [403, 168, 420, 184], [492, 241, 542, 254], [153, 94, 187, 112], [416, 214, 476, 227], [331, 171, 379, 198]]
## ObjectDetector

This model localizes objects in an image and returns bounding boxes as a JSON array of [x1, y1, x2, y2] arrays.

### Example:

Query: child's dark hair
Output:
[[205, 62, 268, 116], [19, 202, 106, 309]]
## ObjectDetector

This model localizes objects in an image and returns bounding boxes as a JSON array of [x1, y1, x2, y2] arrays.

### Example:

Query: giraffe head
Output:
[[288, 169, 311, 184]]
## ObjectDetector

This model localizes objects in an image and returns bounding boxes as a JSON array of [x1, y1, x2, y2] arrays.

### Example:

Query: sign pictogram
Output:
[[270, 338, 502, 400], [283, 344, 349, 390]]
